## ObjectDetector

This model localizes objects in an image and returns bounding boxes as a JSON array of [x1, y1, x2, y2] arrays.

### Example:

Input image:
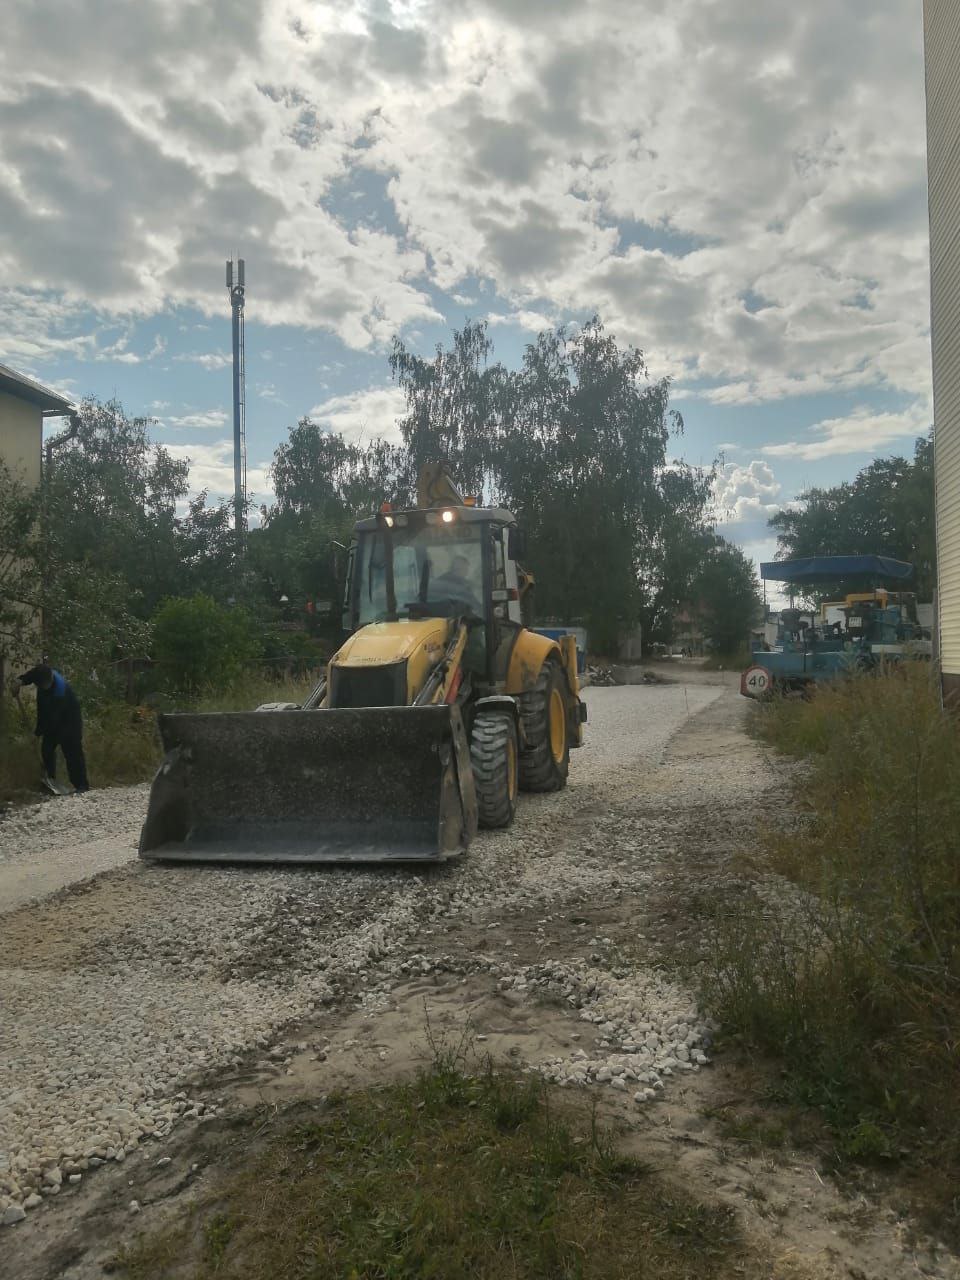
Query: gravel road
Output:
[[0, 788, 149, 914], [2, 683, 741, 1229]]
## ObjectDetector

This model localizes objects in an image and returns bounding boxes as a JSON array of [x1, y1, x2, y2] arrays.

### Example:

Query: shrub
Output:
[[151, 594, 262, 698]]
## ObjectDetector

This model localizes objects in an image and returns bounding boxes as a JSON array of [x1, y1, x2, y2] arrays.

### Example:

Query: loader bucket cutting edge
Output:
[[138, 705, 478, 864]]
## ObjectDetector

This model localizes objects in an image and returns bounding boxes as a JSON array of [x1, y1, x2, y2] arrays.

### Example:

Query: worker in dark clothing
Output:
[[18, 664, 90, 793]]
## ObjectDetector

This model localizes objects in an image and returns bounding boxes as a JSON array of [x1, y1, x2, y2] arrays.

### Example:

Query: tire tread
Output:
[[518, 659, 569, 793], [470, 713, 517, 829]]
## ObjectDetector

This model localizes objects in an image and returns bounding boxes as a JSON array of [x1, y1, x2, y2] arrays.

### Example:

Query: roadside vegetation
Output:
[[113, 1049, 747, 1280], [703, 664, 960, 1242], [0, 668, 320, 805]]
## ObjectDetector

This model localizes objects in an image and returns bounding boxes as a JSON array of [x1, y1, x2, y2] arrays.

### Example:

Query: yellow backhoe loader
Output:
[[139, 465, 586, 863]]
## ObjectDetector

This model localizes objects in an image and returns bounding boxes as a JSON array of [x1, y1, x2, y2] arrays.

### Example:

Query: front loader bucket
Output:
[[138, 705, 478, 864]]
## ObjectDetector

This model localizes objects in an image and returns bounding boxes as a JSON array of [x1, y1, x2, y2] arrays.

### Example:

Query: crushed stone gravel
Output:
[[0, 786, 149, 912], [1, 683, 747, 1219]]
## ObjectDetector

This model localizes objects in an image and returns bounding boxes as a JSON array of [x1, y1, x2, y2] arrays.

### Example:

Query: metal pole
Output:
[[227, 258, 246, 552]]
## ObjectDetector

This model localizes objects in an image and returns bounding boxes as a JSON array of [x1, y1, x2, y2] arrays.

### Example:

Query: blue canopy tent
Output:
[[758, 556, 915, 608], [759, 555, 914, 583]]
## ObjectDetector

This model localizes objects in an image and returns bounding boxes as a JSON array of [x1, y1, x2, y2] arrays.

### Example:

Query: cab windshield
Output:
[[355, 524, 485, 625]]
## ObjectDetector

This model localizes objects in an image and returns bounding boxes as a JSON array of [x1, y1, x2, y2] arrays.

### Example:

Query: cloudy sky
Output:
[[0, 0, 932, 568]]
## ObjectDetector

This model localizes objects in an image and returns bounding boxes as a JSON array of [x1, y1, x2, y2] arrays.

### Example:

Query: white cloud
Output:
[[693, 369, 877, 407], [762, 404, 931, 460], [487, 309, 554, 333], [714, 460, 782, 524], [163, 410, 229, 431], [0, 290, 98, 368], [94, 333, 166, 364], [174, 352, 232, 370], [309, 384, 407, 444], [0, 0, 934, 418], [164, 439, 272, 503]]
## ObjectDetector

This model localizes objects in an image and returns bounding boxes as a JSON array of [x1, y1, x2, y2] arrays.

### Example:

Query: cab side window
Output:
[[491, 530, 508, 619]]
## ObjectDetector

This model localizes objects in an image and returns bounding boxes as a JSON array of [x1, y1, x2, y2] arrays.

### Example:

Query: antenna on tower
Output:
[[226, 256, 247, 552]]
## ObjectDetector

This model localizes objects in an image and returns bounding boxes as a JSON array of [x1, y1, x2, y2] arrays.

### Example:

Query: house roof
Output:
[[0, 361, 75, 413]]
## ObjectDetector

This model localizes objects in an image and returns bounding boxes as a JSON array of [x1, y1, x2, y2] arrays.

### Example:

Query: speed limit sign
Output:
[[740, 665, 772, 699]]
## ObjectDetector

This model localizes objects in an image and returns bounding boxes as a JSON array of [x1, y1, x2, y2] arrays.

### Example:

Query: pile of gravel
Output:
[[501, 958, 713, 1098]]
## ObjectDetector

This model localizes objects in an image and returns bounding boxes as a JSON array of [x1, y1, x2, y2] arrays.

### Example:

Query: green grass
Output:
[[0, 672, 320, 804], [113, 1054, 745, 1280], [0, 698, 160, 803], [192, 671, 318, 714], [703, 663, 960, 1240]]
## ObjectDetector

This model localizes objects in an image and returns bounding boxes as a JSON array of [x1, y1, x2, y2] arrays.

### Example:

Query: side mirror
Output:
[[507, 527, 527, 561]]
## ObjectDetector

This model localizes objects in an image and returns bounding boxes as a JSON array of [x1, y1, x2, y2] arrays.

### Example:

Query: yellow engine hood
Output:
[[333, 618, 452, 669]]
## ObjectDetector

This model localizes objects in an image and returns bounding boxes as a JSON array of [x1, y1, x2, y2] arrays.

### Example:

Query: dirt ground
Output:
[[6, 688, 958, 1280]]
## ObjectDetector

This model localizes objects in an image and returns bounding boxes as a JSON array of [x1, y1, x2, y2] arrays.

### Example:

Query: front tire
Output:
[[518, 659, 570, 792], [470, 712, 519, 829]]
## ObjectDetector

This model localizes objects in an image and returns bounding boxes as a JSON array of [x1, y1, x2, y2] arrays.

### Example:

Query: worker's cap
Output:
[[19, 663, 53, 687]]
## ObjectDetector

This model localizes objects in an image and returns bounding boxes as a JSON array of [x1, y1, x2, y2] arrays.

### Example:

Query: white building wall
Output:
[[0, 389, 43, 487], [924, 0, 960, 688]]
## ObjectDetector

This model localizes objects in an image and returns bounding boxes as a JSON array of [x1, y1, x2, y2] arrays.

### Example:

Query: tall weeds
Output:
[[704, 664, 960, 1228]]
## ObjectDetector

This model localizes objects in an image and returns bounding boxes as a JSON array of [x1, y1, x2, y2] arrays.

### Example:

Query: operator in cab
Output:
[[429, 552, 483, 615]]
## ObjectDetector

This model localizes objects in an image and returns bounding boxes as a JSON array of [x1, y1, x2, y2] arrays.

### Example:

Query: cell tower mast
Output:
[[226, 257, 246, 549]]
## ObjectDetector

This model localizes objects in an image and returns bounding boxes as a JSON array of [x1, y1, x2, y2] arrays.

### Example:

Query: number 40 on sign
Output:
[[740, 666, 772, 699]]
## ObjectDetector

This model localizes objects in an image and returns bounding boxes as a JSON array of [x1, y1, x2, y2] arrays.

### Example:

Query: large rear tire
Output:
[[470, 711, 519, 829], [518, 659, 570, 793]]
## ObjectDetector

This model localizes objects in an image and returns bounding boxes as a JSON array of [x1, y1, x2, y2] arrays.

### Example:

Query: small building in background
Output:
[[0, 361, 74, 486], [671, 607, 705, 657], [923, 1, 960, 704]]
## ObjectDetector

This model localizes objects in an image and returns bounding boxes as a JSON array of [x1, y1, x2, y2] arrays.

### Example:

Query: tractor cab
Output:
[[346, 506, 523, 627], [343, 502, 527, 682]]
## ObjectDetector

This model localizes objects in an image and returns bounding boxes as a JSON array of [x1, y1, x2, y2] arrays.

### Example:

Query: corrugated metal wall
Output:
[[925, 0, 960, 679]]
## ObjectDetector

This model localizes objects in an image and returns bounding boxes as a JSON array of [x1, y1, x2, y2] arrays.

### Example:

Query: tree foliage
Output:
[[37, 399, 240, 686], [151, 594, 261, 696], [0, 440, 151, 696], [0, 460, 42, 668], [693, 540, 761, 655], [22, 321, 769, 679], [390, 322, 505, 499], [46, 399, 192, 616], [248, 421, 410, 626], [390, 318, 716, 651], [768, 434, 935, 599]]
